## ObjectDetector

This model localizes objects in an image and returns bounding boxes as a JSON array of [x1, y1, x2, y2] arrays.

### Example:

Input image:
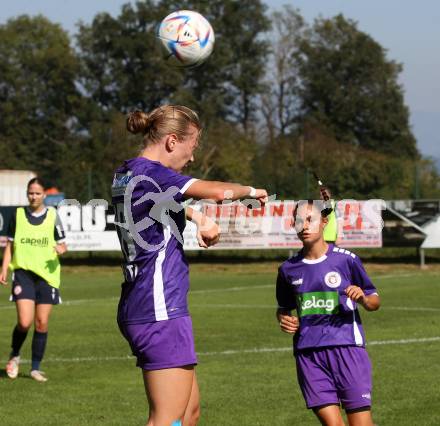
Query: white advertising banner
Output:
[[183, 200, 383, 250], [59, 203, 121, 251], [335, 200, 384, 248], [65, 231, 120, 251], [58, 200, 383, 251]]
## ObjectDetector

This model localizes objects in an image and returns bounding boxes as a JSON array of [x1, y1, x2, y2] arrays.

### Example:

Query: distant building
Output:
[[0, 170, 36, 206]]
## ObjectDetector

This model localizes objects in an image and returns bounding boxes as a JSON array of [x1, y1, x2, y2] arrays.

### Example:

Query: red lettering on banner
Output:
[[270, 204, 284, 216], [203, 203, 266, 218], [343, 203, 363, 231], [252, 207, 265, 217]]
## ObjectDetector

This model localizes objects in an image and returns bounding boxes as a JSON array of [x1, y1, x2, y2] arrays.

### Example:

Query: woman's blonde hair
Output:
[[126, 105, 201, 146]]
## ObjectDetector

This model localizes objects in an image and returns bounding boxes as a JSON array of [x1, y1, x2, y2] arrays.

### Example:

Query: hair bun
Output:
[[126, 110, 151, 134]]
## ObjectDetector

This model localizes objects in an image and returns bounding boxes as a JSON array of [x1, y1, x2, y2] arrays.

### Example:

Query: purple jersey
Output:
[[276, 244, 378, 351], [111, 157, 197, 324]]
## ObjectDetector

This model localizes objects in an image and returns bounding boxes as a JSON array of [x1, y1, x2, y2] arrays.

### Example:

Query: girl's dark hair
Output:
[[126, 105, 202, 146], [293, 200, 333, 219], [27, 177, 46, 190]]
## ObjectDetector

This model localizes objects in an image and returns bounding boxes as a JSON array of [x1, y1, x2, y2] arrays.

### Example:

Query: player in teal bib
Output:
[[0, 177, 67, 382]]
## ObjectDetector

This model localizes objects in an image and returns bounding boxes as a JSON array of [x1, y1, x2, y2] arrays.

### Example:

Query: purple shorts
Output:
[[118, 316, 198, 371], [296, 346, 372, 411]]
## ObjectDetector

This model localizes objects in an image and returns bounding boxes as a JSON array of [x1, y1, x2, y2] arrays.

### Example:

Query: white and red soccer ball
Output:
[[157, 10, 215, 68]]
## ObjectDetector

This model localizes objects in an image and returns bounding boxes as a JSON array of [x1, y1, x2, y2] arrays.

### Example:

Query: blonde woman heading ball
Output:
[[111, 105, 268, 426]]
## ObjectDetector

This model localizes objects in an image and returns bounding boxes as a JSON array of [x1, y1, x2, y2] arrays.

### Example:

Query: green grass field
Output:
[[0, 261, 439, 425]]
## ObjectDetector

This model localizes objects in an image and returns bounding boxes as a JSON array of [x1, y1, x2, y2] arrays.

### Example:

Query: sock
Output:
[[31, 331, 48, 371], [11, 325, 28, 357], [171, 421, 182, 426]]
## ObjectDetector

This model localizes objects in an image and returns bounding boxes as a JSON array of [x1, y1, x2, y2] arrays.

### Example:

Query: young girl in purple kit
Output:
[[111, 105, 268, 426], [276, 200, 380, 426]]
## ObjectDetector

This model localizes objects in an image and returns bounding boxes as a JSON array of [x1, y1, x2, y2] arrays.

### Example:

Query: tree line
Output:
[[1, 0, 438, 202]]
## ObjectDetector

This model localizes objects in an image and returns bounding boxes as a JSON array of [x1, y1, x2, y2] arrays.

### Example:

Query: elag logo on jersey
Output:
[[297, 292, 339, 317], [324, 271, 342, 289]]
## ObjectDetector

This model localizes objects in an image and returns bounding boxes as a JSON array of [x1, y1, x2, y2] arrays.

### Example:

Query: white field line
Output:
[[3, 336, 440, 365], [191, 284, 274, 294], [386, 306, 440, 312], [0, 272, 437, 311], [194, 304, 440, 312], [1, 301, 438, 312], [378, 272, 439, 278]]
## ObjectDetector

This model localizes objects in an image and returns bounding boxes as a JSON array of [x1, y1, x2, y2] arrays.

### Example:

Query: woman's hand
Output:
[[1, 241, 12, 286], [276, 309, 299, 334], [186, 207, 220, 249], [196, 216, 220, 248], [345, 285, 381, 311], [54, 243, 67, 255], [345, 285, 365, 302], [0, 269, 9, 286], [251, 188, 269, 206]]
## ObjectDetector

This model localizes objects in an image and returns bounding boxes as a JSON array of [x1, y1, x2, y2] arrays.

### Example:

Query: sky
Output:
[[1, 0, 439, 161]]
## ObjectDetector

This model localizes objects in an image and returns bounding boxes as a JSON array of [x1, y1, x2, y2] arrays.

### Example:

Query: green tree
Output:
[[75, 0, 269, 187], [58, 112, 141, 201], [76, 0, 271, 129], [260, 6, 306, 138], [296, 14, 417, 157], [298, 124, 417, 199], [188, 120, 257, 183], [0, 15, 80, 184], [76, 1, 182, 115]]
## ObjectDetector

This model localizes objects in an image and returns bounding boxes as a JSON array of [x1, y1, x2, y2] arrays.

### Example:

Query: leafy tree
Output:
[[188, 120, 257, 183], [299, 124, 417, 199], [255, 134, 301, 199], [1, 8, 437, 204], [76, 0, 271, 130], [260, 6, 306, 138], [0, 15, 80, 184], [413, 158, 440, 199], [207, 0, 271, 130], [76, 1, 182, 115], [75, 0, 269, 187], [58, 112, 140, 201], [296, 14, 417, 157]]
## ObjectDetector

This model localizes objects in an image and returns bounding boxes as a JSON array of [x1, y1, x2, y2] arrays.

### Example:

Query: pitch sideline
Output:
[[3, 336, 439, 365]]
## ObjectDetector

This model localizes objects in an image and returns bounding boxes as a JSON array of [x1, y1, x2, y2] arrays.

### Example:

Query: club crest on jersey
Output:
[[324, 271, 342, 289]]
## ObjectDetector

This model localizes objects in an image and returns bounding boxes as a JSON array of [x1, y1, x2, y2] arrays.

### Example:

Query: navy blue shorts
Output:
[[11, 269, 61, 305]]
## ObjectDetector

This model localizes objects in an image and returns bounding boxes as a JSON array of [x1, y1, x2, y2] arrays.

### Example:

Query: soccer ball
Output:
[[157, 10, 215, 68]]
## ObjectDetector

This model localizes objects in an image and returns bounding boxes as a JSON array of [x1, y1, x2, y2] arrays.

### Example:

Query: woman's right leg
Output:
[[6, 299, 35, 378], [143, 365, 195, 426], [11, 299, 35, 352]]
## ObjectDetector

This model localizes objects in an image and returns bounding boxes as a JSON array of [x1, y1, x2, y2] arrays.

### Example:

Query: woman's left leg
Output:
[[346, 408, 374, 426], [183, 371, 200, 426], [31, 303, 53, 380], [143, 366, 195, 426]]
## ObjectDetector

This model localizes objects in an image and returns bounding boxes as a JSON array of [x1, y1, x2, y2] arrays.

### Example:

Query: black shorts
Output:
[[11, 269, 61, 305]]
